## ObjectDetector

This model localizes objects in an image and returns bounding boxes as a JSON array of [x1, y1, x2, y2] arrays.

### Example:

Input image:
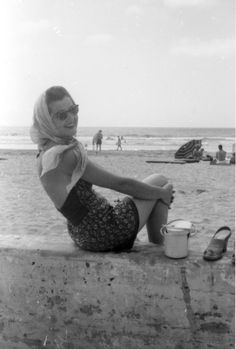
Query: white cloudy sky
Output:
[[0, 0, 235, 127]]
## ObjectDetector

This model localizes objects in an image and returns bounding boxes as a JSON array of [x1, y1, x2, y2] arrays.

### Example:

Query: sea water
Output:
[[0, 126, 235, 154]]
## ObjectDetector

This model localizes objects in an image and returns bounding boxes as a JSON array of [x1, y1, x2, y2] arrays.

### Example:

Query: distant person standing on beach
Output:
[[216, 144, 226, 161], [95, 130, 103, 153], [92, 133, 97, 151], [30, 86, 174, 252], [116, 136, 122, 151], [92, 130, 103, 152]]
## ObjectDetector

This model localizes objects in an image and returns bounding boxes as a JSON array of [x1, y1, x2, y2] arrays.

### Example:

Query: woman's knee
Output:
[[143, 173, 168, 186]]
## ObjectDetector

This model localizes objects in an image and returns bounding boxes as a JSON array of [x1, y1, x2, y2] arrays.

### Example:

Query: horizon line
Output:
[[0, 125, 235, 129]]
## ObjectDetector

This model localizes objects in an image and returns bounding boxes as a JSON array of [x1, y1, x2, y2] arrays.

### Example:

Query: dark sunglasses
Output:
[[53, 104, 79, 121]]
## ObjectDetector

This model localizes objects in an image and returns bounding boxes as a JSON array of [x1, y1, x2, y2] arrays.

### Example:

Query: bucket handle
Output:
[[160, 220, 197, 238]]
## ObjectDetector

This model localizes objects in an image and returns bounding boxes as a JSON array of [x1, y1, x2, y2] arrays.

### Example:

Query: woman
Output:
[[30, 86, 174, 252]]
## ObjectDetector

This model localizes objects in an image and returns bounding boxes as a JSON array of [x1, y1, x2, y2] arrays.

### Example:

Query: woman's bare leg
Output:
[[146, 200, 169, 244], [131, 174, 172, 244]]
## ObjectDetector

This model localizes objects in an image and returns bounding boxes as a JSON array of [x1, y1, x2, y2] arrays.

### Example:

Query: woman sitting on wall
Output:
[[30, 86, 174, 252]]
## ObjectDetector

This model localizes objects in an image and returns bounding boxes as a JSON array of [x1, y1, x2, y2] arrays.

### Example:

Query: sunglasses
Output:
[[53, 104, 79, 121]]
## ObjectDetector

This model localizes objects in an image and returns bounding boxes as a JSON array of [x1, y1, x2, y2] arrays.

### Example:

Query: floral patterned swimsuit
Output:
[[59, 179, 139, 252]]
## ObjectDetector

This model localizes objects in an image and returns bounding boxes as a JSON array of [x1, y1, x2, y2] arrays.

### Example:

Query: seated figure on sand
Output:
[[230, 153, 235, 164], [216, 144, 226, 161], [211, 144, 229, 165], [192, 145, 204, 160], [230, 143, 235, 164], [30, 86, 174, 252]]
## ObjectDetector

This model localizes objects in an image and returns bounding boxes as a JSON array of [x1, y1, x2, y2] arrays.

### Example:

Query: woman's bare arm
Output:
[[81, 159, 171, 204]]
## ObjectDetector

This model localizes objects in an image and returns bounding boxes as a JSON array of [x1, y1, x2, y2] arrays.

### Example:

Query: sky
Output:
[[0, 0, 235, 128]]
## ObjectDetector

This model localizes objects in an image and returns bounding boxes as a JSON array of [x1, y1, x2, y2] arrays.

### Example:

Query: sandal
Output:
[[203, 226, 231, 261]]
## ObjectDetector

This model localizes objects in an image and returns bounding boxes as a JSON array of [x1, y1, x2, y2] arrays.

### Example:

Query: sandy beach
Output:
[[0, 148, 235, 254]]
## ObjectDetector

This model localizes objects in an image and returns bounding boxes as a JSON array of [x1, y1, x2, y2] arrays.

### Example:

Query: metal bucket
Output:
[[161, 220, 195, 259]]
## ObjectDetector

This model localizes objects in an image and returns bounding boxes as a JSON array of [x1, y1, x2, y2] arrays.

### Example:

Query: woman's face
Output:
[[49, 96, 79, 138]]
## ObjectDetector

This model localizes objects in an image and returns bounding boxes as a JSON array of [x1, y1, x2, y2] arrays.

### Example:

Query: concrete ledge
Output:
[[0, 237, 234, 349]]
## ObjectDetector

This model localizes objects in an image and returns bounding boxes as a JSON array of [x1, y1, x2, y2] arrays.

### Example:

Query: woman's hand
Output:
[[160, 183, 175, 208]]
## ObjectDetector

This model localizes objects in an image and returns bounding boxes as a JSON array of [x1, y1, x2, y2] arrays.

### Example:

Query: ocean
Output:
[[0, 126, 235, 154]]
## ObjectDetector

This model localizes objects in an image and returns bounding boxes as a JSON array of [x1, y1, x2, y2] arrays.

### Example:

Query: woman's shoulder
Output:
[[38, 142, 87, 180], [57, 147, 78, 174], [37, 146, 76, 177]]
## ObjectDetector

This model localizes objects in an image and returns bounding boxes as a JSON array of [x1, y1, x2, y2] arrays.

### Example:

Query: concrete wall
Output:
[[0, 240, 234, 349]]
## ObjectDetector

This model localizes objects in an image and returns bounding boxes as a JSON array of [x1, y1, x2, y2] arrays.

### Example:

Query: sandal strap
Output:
[[208, 239, 226, 248], [213, 226, 231, 239]]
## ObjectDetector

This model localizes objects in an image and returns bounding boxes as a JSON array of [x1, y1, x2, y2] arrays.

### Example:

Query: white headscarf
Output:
[[30, 92, 88, 192]]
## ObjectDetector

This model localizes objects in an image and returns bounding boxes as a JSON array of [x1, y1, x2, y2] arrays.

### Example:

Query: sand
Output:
[[0, 148, 235, 254]]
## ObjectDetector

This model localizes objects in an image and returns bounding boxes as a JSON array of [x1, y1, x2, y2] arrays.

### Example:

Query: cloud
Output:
[[83, 33, 114, 46], [18, 19, 51, 35], [170, 38, 235, 57], [164, 0, 214, 7], [125, 5, 143, 16]]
